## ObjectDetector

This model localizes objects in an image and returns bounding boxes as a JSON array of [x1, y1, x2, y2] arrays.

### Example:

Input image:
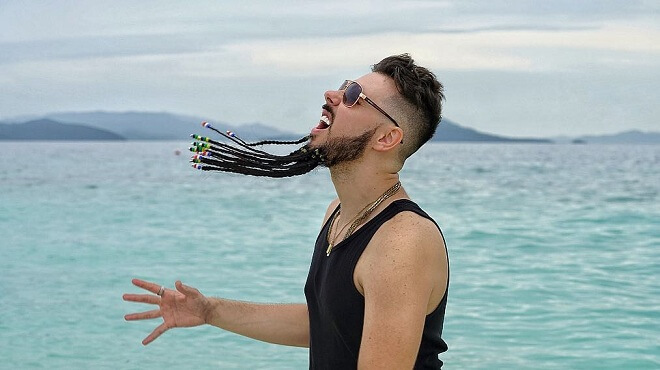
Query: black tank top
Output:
[[304, 199, 449, 369]]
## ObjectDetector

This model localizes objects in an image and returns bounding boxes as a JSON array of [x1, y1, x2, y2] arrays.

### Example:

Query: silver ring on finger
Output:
[[157, 285, 165, 296]]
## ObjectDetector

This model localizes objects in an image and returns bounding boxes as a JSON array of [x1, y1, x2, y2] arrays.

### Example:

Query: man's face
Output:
[[309, 73, 397, 167]]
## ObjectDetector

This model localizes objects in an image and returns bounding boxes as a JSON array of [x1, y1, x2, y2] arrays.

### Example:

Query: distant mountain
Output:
[[37, 111, 550, 142], [4, 111, 655, 144], [547, 135, 574, 144], [433, 119, 550, 143], [226, 122, 305, 141], [44, 111, 207, 140], [575, 130, 660, 144], [0, 119, 125, 140], [43, 111, 295, 140]]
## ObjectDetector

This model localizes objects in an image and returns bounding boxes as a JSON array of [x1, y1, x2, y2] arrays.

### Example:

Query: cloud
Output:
[[216, 24, 659, 75], [3, 15, 656, 74], [3, 0, 657, 44], [0, 0, 658, 136], [0, 34, 202, 64], [220, 33, 530, 74]]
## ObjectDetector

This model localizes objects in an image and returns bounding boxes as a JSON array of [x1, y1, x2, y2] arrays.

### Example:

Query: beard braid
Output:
[[190, 122, 376, 178], [190, 122, 324, 178]]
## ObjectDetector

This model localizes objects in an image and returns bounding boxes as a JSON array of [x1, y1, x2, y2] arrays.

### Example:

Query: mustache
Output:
[[322, 103, 335, 122]]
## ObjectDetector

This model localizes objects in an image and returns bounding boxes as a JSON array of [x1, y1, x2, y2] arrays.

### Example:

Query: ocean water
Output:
[[0, 141, 658, 369]]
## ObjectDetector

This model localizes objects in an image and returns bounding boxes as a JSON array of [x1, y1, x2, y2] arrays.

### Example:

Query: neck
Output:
[[330, 159, 403, 222]]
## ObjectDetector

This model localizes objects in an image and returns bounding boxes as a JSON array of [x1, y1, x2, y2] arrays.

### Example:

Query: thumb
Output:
[[175, 280, 201, 297]]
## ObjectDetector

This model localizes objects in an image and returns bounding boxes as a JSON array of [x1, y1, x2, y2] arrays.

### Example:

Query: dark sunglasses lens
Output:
[[343, 82, 361, 106]]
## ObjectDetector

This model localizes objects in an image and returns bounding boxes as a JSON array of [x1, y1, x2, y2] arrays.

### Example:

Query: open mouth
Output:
[[315, 115, 331, 130]]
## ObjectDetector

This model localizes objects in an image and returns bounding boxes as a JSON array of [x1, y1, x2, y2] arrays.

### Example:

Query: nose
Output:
[[324, 90, 342, 106]]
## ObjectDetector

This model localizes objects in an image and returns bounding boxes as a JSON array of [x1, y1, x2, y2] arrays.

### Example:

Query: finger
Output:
[[124, 309, 161, 321], [175, 280, 200, 297], [132, 278, 163, 295], [123, 294, 160, 305], [142, 322, 168, 345]]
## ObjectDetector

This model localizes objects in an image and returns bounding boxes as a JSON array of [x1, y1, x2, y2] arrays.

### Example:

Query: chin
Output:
[[308, 133, 325, 147]]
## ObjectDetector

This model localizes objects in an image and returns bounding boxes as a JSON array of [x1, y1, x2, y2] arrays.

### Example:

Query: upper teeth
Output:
[[320, 116, 330, 125]]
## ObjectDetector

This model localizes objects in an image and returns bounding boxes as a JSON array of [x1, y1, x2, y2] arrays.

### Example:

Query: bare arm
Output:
[[208, 197, 341, 347], [123, 279, 309, 347], [356, 213, 448, 369], [124, 201, 341, 347], [204, 298, 309, 347]]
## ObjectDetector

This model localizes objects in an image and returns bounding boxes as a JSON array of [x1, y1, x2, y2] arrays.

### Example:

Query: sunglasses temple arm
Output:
[[362, 95, 400, 127]]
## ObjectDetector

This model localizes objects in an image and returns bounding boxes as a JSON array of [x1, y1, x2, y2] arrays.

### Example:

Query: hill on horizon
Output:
[[2, 111, 657, 144], [434, 119, 549, 143], [576, 130, 660, 144], [1, 111, 550, 143], [0, 119, 125, 140], [43, 111, 296, 141]]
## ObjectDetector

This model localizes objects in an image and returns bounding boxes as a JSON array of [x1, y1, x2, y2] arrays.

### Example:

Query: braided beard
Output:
[[190, 122, 375, 178]]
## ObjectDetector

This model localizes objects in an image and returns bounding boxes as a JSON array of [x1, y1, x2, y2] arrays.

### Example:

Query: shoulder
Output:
[[374, 201, 445, 250], [372, 208, 445, 266], [356, 205, 447, 308]]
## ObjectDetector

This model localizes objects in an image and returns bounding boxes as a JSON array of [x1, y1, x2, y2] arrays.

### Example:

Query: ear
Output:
[[373, 126, 404, 152]]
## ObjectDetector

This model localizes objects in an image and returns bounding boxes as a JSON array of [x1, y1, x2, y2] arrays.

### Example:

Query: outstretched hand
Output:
[[123, 279, 211, 345]]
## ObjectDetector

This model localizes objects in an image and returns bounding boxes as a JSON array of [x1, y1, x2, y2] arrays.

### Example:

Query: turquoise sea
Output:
[[0, 141, 658, 369]]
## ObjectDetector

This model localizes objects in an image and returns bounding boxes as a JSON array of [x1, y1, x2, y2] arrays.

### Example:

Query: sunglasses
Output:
[[339, 80, 400, 127]]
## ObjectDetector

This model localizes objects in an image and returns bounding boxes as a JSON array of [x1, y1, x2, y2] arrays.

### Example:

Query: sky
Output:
[[0, 0, 658, 137]]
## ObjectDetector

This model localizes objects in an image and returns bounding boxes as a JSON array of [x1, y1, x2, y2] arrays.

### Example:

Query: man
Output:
[[124, 54, 449, 369]]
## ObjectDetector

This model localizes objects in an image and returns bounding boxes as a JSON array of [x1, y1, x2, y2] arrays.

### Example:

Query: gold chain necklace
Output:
[[326, 202, 372, 254], [326, 181, 401, 256]]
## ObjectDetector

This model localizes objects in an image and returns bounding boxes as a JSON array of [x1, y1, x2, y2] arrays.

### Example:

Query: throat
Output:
[[325, 181, 402, 256], [332, 171, 401, 215]]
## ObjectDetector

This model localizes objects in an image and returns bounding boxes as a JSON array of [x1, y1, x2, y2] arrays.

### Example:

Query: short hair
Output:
[[371, 54, 444, 158]]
